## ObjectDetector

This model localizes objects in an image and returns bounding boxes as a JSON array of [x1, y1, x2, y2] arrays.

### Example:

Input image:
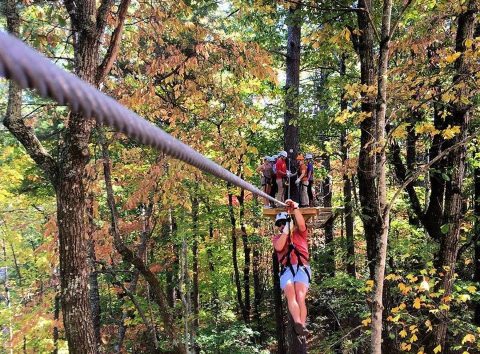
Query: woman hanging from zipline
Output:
[[272, 199, 311, 337]]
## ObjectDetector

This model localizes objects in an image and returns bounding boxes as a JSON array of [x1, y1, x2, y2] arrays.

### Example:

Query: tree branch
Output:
[[390, 0, 414, 39], [96, 0, 131, 84]]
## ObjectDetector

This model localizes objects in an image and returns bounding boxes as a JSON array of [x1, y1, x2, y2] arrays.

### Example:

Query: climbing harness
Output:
[[0, 32, 286, 208], [277, 210, 311, 284]]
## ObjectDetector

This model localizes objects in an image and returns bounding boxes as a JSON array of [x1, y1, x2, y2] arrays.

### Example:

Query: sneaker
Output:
[[294, 322, 306, 337]]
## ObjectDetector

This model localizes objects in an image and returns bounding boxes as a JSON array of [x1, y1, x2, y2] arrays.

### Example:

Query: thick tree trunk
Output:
[[340, 57, 356, 276], [283, 2, 301, 157], [370, 0, 392, 352], [430, 2, 477, 350], [355, 0, 379, 279]]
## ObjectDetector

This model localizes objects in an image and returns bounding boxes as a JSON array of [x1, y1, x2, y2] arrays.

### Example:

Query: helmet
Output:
[[279, 151, 288, 158], [305, 153, 313, 159], [275, 212, 290, 226], [272, 154, 279, 159], [263, 156, 269, 160], [268, 157, 276, 162], [296, 154, 304, 160]]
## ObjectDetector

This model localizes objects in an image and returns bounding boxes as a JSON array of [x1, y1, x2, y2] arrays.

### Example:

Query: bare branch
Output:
[[96, 0, 132, 84]]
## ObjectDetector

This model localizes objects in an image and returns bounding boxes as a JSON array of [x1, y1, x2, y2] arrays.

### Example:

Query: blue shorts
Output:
[[280, 265, 311, 290]]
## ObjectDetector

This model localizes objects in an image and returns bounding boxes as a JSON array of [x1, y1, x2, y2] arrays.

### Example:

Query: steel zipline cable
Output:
[[0, 32, 286, 207]]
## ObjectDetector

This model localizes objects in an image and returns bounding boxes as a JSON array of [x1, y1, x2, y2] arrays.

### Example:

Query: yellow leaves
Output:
[[365, 279, 374, 292], [413, 297, 422, 309], [418, 346, 425, 354], [465, 38, 474, 48], [401, 342, 412, 351], [445, 52, 461, 63], [410, 333, 418, 343], [391, 123, 409, 140], [362, 317, 371, 327], [398, 282, 412, 295], [433, 344, 442, 353], [441, 125, 461, 140], [385, 273, 401, 281], [406, 274, 418, 283], [462, 333, 475, 344], [467, 285, 477, 294], [415, 122, 439, 136], [457, 294, 471, 302], [399, 329, 408, 338], [334, 109, 353, 124]]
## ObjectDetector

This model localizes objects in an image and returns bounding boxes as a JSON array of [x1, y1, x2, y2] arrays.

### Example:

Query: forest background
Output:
[[0, 0, 480, 353]]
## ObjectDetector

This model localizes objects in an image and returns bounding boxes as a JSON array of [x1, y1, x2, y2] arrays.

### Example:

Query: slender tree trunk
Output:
[[100, 132, 184, 353], [53, 290, 61, 354], [191, 195, 200, 353], [370, 0, 393, 352], [228, 190, 246, 320], [323, 155, 335, 276], [2, 240, 13, 354], [252, 197, 262, 325], [431, 2, 477, 350], [115, 221, 151, 352], [272, 253, 286, 354], [238, 189, 251, 322], [474, 162, 480, 325], [283, 2, 301, 157], [87, 197, 102, 346], [166, 208, 179, 308]]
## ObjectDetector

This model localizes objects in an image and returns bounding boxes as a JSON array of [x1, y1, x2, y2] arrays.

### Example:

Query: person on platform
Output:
[[275, 151, 288, 204], [295, 154, 309, 207], [305, 154, 315, 206], [272, 199, 311, 336], [270, 155, 278, 207], [257, 156, 273, 207]]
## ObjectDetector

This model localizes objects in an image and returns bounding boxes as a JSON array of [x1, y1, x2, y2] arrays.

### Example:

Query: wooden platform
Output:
[[263, 207, 333, 223]]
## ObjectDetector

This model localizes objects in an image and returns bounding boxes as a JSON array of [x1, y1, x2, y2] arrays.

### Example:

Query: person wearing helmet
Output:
[[256, 156, 273, 207], [295, 154, 309, 207], [305, 154, 314, 206], [275, 151, 288, 204], [272, 199, 311, 336]]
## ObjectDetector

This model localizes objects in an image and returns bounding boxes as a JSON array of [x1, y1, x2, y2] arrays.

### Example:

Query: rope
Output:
[[0, 31, 286, 207]]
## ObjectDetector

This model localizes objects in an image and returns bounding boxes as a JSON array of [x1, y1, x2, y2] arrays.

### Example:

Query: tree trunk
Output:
[[191, 195, 200, 353], [100, 132, 184, 353], [228, 190, 246, 320], [323, 155, 335, 277], [87, 197, 102, 346], [340, 53, 356, 277], [252, 198, 262, 325], [355, 0, 379, 279], [272, 253, 286, 354], [474, 162, 480, 325], [283, 2, 301, 157], [430, 1, 477, 350], [238, 189, 251, 322], [370, 0, 393, 352]]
